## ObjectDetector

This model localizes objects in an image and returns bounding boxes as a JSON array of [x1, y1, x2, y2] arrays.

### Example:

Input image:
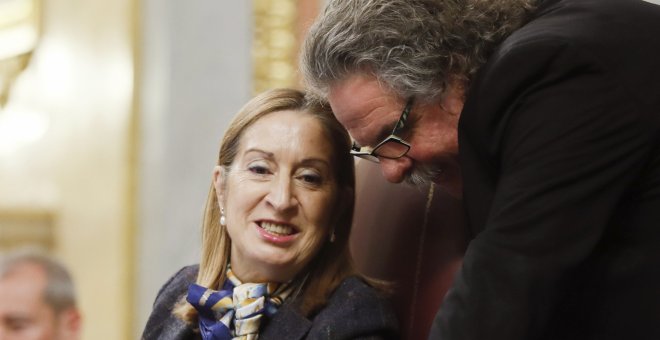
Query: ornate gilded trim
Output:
[[252, 0, 299, 94], [0, 0, 41, 106], [0, 209, 54, 250]]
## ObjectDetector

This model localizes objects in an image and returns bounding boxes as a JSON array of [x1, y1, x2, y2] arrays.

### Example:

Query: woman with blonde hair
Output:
[[142, 88, 398, 340]]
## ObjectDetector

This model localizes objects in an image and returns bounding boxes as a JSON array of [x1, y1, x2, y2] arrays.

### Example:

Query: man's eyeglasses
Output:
[[350, 98, 413, 162]]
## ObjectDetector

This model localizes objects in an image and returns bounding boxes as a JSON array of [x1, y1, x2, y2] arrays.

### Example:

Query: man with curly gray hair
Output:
[[301, 0, 660, 339]]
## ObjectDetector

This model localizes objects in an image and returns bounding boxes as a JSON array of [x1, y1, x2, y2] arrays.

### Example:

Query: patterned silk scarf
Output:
[[187, 268, 293, 340]]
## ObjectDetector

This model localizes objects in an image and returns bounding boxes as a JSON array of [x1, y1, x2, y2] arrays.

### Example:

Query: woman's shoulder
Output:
[[310, 275, 399, 338], [332, 276, 388, 303], [141, 265, 200, 340], [160, 265, 198, 293], [151, 265, 199, 306]]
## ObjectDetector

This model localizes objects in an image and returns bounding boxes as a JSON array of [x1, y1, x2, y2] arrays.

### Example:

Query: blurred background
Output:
[[0, 0, 323, 338]]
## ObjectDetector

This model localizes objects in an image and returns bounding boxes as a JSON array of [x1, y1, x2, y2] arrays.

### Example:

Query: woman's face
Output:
[[214, 110, 340, 283]]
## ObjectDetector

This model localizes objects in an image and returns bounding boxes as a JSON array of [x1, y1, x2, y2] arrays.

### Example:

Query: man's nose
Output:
[[378, 156, 413, 183]]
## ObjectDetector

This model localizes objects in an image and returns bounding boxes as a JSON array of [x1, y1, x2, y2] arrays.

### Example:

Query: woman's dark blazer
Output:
[[431, 0, 660, 339], [142, 265, 399, 340]]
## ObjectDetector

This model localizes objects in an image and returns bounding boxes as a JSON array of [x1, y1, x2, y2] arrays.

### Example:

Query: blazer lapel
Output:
[[259, 304, 312, 340]]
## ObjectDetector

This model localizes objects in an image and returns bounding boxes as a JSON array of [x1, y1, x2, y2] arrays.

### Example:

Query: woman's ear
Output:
[[213, 165, 226, 204]]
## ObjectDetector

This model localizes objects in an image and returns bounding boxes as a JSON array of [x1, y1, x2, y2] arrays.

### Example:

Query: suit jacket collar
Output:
[[534, 0, 562, 16], [259, 304, 312, 340]]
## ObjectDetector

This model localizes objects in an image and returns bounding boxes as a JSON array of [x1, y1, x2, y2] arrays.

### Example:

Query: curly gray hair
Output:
[[301, 0, 536, 102]]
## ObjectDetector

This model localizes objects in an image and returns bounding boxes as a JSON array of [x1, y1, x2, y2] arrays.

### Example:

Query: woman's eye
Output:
[[299, 172, 323, 185], [248, 164, 270, 175]]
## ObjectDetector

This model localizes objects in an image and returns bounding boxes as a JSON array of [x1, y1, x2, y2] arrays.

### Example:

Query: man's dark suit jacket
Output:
[[431, 0, 660, 339], [142, 266, 398, 340]]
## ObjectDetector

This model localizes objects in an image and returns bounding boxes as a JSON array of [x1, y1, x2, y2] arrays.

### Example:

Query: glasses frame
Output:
[[350, 98, 413, 162]]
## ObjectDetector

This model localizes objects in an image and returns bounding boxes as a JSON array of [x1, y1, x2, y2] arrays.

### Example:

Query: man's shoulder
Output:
[[503, 0, 660, 54]]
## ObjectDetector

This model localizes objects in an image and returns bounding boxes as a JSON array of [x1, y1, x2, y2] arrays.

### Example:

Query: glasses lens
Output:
[[374, 140, 410, 159]]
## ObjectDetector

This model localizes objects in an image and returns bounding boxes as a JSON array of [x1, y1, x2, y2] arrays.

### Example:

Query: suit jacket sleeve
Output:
[[434, 14, 658, 340]]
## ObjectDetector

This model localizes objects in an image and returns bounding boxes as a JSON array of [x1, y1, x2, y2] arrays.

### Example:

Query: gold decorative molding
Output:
[[252, 0, 299, 94], [0, 208, 54, 251], [0, 0, 40, 107], [0, 52, 31, 106]]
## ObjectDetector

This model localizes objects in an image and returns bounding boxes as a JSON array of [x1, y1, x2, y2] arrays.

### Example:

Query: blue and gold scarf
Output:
[[187, 267, 293, 340]]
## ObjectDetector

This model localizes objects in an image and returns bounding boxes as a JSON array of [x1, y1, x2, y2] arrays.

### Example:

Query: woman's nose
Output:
[[378, 156, 413, 183], [266, 176, 297, 211]]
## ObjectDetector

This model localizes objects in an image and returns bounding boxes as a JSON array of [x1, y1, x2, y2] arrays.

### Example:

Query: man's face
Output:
[[328, 74, 464, 197], [0, 263, 78, 340]]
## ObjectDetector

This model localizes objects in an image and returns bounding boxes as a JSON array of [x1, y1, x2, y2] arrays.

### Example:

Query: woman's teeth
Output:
[[261, 222, 294, 236]]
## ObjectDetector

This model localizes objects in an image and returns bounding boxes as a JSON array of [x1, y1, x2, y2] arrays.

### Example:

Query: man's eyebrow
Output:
[[379, 122, 397, 140], [354, 109, 397, 147], [6, 315, 32, 323], [369, 117, 401, 146], [352, 123, 389, 149]]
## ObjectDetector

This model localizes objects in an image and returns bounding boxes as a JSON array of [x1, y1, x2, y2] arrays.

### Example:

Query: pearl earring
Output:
[[220, 207, 226, 226]]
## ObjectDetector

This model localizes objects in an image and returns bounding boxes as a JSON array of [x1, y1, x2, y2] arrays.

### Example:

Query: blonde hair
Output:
[[175, 88, 357, 322]]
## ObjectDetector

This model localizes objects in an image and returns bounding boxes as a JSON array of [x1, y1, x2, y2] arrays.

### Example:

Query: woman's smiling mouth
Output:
[[258, 221, 297, 236]]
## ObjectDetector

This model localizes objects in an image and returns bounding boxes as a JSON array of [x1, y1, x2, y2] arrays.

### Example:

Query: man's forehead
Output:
[[0, 263, 48, 294], [328, 75, 400, 143], [328, 74, 389, 106]]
